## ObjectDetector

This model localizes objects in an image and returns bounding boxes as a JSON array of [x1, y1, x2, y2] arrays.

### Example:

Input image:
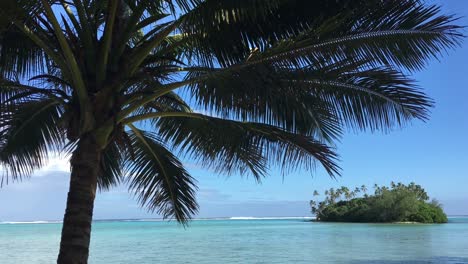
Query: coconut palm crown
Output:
[[0, 0, 462, 263]]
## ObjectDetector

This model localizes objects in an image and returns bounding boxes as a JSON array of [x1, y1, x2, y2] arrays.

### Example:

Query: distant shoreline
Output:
[[3, 215, 468, 224], [0, 216, 314, 224]]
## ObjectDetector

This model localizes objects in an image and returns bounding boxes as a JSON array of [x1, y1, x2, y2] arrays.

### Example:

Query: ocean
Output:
[[1, 217, 468, 263]]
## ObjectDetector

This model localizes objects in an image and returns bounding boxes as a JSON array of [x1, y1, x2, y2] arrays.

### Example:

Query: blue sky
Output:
[[1, 1, 467, 221]]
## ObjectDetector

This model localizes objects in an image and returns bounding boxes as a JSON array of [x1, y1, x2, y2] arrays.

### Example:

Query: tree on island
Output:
[[0, 0, 462, 263], [310, 183, 448, 223]]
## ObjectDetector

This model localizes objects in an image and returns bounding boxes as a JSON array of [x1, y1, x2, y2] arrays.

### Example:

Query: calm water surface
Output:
[[1, 217, 468, 263]]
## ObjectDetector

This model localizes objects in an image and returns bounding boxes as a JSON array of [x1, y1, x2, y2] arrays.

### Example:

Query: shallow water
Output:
[[1, 217, 468, 263]]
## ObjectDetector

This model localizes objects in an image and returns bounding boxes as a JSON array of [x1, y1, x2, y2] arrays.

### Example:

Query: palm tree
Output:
[[310, 200, 317, 214], [341, 186, 351, 200], [0, 0, 461, 263], [361, 185, 369, 198], [374, 183, 380, 195], [361, 185, 368, 194], [353, 187, 361, 196]]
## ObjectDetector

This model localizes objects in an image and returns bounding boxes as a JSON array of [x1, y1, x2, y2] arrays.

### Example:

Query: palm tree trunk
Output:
[[57, 135, 101, 264]]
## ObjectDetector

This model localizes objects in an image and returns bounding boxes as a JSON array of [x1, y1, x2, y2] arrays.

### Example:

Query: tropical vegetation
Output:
[[0, 0, 461, 262], [310, 182, 448, 223]]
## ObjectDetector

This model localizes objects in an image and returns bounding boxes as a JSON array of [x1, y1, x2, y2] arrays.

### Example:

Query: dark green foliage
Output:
[[407, 200, 448, 223], [311, 183, 447, 223]]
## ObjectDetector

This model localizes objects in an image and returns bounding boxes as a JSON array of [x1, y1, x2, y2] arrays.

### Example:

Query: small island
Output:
[[310, 182, 447, 223]]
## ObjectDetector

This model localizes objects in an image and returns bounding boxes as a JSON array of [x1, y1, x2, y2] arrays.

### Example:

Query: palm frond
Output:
[[174, 0, 369, 66], [172, 0, 461, 69], [137, 94, 191, 115], [152, 113, 340, 180], [0, 23, 47, 78], [304, 67, 433, 131], [252, 3, 462, 72], [126, 125, 198, 223], [1, 77, 69, 105], [0, 98, 65, 186], [98, 141, 124, 191], [186, 59, 432, 137]]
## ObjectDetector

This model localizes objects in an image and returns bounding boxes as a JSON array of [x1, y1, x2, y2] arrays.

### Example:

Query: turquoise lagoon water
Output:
[[1, 217, 468, 263]]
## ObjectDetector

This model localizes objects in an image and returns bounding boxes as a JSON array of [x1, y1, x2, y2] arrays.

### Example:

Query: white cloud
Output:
[[0, 153, 71, 179], [34, 154, 71, 177]]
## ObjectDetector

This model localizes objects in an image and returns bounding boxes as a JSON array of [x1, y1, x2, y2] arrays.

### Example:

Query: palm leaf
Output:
[[0, 98, 65, 185], [173, 0, 370, 66], [150, 113, 340, 180], [171, 0, 461, 69], [1, 77, 68, 105], [186, 60, 432, 136], [251, 3, 462, 72], [98, 140, 124, 191], [126, 125, 198, 223], [0, 25, 47, 78]]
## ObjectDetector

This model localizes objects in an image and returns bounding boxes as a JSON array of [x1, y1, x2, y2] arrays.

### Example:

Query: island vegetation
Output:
[[310, 182, 447, 223]]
